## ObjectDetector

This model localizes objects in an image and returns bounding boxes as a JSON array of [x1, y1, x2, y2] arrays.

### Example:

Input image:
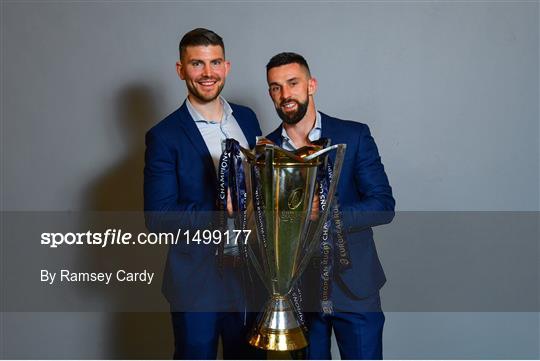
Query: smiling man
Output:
[[144, 28, 262, 359], [265, 52, 395, 359]]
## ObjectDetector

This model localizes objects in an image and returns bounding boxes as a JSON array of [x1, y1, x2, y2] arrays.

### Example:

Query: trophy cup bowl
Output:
[[239, 141, 346, 351]]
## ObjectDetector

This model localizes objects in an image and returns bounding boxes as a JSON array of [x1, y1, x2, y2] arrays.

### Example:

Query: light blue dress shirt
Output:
[[186, 97, 249, 256], [281, 111, 322, 150], [186, 97, 249, 171]]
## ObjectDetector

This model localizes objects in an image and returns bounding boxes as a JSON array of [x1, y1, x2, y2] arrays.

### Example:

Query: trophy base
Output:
[[248, 296, 307, 351]]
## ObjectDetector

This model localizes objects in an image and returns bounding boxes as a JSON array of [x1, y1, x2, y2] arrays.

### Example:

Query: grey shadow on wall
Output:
[[83, 84, 173, 358], [88, 84, 154, 211]]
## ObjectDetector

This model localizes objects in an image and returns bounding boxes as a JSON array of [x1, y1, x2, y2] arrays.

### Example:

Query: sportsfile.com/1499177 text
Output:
[[40, 229, 251, 248]]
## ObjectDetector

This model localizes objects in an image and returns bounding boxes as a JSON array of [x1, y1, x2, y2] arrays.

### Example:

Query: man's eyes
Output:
[[190, 60, 222, 67]]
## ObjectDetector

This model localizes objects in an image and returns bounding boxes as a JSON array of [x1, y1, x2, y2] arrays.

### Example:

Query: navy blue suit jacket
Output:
[[144, 101, 261, 310], [266, 112, 395, 310]]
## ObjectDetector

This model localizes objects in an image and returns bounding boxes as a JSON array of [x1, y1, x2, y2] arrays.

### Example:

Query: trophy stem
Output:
[[248, 295, 307, 351]]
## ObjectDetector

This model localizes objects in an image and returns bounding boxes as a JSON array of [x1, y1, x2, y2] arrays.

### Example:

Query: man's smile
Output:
[[198, 79, 218, 87], [281, 99, 298, 111]]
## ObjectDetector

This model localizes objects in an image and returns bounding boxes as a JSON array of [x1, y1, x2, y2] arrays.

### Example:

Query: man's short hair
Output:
[[179, 28, 224, 59], [266, 52, 311, 75]]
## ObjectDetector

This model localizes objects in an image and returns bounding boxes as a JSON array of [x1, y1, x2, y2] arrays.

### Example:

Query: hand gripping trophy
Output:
[[224, 137, 346, 351]]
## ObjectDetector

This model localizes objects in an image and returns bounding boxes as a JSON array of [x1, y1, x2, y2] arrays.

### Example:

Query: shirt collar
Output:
[[281, 111, 322, 143], [185, 96, 233, 124]]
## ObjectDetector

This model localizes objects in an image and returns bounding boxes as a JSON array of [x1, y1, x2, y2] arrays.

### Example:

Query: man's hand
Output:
[[310, 194, 320, 221]]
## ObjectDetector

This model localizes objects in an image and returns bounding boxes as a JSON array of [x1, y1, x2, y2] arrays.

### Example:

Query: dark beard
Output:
[[276, 98, 309, 125]]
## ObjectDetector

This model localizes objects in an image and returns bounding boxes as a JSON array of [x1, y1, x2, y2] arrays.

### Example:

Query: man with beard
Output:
[[264, 52, 395, 359], [144, 28, 263, 359]]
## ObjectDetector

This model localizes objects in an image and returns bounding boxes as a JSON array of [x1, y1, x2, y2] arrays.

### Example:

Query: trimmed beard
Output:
[[186, 78, 225, 103], [276, 97, 309, 125]]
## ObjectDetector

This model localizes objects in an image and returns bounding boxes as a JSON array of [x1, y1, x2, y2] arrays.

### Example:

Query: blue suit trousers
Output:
[[305, 294, 385, 360], [171, 312, 264, 359]]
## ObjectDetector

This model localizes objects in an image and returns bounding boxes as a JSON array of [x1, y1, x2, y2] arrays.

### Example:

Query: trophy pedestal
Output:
[[248, 296, 307, 351]]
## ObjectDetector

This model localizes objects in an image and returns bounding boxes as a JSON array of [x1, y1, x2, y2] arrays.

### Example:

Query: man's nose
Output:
[[202, 63, 212, 77], [280, 86, 291, 100]]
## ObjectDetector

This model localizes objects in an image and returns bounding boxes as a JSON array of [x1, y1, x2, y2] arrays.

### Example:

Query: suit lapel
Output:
[[176, 102, 216, 176], [320, 112, 339, 164], [320, 112, 338, 144], [267, 125, 283, 146], [233, 111, 255, 148]]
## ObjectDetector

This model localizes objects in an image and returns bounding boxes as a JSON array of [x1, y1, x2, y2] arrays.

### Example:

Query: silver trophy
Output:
[[239, 140, 346, 351]]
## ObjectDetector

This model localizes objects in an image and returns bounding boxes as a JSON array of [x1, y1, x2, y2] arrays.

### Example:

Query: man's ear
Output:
[[308, 76, 318, 96], [176, 61, 185, 80], [224, 60, 231, 77]]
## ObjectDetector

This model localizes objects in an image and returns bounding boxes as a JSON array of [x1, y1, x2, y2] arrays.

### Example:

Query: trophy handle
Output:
[[289, 144, 347, 289], [242, 145, 278, 295], [302, 144, 341, 161], [246, 244, 273, 294]]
